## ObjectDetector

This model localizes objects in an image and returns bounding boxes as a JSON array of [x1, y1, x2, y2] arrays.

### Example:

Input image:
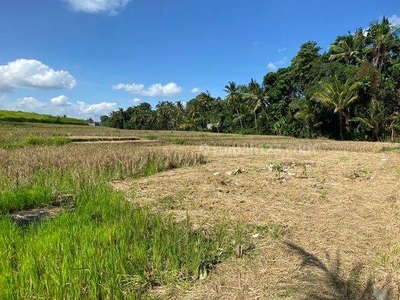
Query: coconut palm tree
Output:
[[329, 29, 366, 65], [224, 81, 243, 128], [367, 16, 400, 72], [313, 76, 361, 140], [389, 111, 400, 142], [352, 99, 388, 141], [242, 79, 269, 130], [293, 98, 321, 138]]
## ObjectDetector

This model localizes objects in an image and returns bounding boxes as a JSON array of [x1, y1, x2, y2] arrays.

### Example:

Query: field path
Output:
[[114, 145, 400, 299]]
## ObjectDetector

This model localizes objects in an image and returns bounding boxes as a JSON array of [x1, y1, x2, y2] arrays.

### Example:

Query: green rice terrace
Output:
[[0, 110, 87, 125]]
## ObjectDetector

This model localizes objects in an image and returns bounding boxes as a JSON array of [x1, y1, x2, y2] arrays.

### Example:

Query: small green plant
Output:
[[344, 167, 372, 180], [260, 143, 271, 149], [268, 162, 284, 178]]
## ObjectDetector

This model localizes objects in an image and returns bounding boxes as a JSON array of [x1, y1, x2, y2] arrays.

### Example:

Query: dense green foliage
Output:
[[102, 17, 400, 141], [0, 110, 87, 126]]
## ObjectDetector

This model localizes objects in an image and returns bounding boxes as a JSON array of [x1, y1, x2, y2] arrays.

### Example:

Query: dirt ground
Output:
[[113, 145, 400, 299]]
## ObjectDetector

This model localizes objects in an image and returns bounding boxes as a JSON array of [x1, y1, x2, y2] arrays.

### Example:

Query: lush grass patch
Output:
[[0, 136, 72, 149], [0, 182, 232, 299], [0, 110, 87, 125], [382, 145, 400, 151], [0, 186, 53, 213]]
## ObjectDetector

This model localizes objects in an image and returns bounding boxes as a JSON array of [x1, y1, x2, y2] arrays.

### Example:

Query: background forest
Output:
[[101, 17, 400, 141]]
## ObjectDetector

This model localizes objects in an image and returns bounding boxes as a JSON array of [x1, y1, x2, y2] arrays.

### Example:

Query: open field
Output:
[[119, 145, 400, 299], [0, 140, 236, 299], [0, 110, 87, 125], [0, 122, 400, 299], [1, 122, 400, 151]]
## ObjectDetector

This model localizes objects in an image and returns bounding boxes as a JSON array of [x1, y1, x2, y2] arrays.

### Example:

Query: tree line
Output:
[[101, 17, 400, 141]]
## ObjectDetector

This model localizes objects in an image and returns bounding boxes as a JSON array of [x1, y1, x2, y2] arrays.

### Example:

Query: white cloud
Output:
[[132, 97, 141, 104], [63, 0, 131, 14], [277, 47, 287, 52], [389, 14, 400, 27], [112, 82, 182, 97], [267, 62, 277, 71], [113, 83, 144, 94], [12, 97, 45, 111], [191, 87, 201, 93], [76, 101, 117, 115], [1, 96, 116, 119], [0, 59, 76, 92], [50, 95, 70, 106], [267, 57, 288, 71]]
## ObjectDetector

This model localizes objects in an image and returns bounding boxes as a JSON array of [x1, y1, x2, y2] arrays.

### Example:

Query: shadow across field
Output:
[[284, 242, 393, 300]]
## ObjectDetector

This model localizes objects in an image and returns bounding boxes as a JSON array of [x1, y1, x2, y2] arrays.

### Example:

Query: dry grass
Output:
[[2, 123, 400, 298], [1, 123, 399, 152], [130, 130, 400, 152], [0, 143, 205, 193], [0, 122, 139, 146], [114, 144, 400, 299]]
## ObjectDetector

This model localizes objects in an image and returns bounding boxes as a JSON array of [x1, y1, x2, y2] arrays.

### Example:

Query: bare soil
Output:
[[113, 145, 400, 299]]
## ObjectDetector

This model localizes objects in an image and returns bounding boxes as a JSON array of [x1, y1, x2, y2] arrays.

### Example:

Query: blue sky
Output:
[[0, 0, 399, 119]]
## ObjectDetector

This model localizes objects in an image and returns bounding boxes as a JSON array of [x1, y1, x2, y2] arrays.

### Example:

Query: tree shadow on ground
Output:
[[285, 242, 392, 300]]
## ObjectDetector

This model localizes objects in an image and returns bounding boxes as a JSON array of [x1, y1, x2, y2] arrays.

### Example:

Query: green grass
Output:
[[0, 143, 234, 298], [382, 145, 400, 151], [0, 182, 232, 299], [0, 136, 72, 149], [0, 186, 53, 213], [0, 110, 87, 125]]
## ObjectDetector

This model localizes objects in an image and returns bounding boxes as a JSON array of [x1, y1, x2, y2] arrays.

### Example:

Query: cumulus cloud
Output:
[[112, 82, 182, 97], [191, 87, 201, 93], [389, 14, 400, 27], [267, 57, 288, 71], [76, 101, 117, 115], [50, 95, 70, 106], [12, 97, 45, 111], [0, 59, 76, 93], [132, 97, 141, 104], [1, 95, 116, 119], [63, 0, 131, 15]]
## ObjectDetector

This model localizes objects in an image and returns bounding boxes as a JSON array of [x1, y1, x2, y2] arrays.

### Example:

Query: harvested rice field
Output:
[[1, 124, 400, 299], [114, 144, 400, 299]]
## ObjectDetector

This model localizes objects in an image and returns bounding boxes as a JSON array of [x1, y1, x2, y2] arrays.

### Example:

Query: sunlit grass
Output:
[[0, 141, 235, 299], [0, 182, 232, 299]]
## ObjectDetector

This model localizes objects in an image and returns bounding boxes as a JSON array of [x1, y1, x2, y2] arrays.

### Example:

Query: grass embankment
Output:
[[0, 144, 233, 299], [0, 110, 87, 125]]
